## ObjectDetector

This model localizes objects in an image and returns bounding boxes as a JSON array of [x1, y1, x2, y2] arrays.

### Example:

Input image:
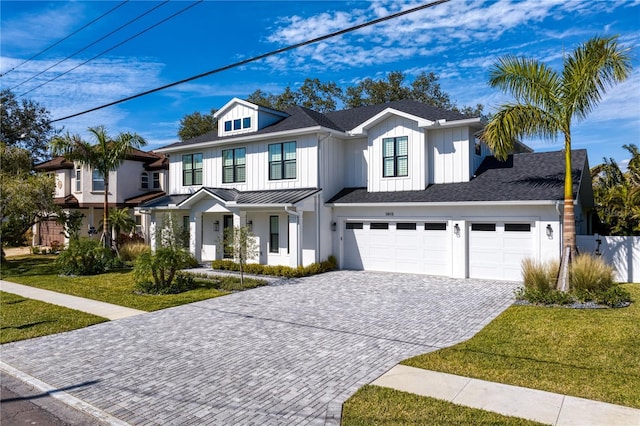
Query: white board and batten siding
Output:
[[367, 117, 425, 192], [167, 135, 319, 194], [342, 138, 368, 188], [428, 127, 474, 184]]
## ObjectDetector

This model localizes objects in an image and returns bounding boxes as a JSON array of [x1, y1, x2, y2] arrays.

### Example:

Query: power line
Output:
[[50, 0, 451, 124], [20, 1, 203, 97], [10, 1, 170, 91], [0, 1, 129, 78]]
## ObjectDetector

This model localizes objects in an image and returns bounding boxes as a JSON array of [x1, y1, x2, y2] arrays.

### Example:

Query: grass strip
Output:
[[0, 291, 107, 344], [403, 284, 640, 408], [342, 385, 545, 425]]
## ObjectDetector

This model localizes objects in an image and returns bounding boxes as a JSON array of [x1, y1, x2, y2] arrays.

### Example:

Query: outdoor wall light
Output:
[[214, 220, 220, 232], [453, 223, 460, 236], [546, 224, 553, 239], [247, 220, 253, 232], [331, 222, 337, 231]]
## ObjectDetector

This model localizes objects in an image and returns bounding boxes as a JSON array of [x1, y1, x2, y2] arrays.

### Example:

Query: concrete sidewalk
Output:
[[0, 280, 145, 320], [372, 364, 640, 426]]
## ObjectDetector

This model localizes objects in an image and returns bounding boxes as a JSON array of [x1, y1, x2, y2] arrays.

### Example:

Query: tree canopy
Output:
[[0, 143, 57, 247], [0, 89, 59, 163], [592, 144, 640, 236], [178, 108, 218, 141]]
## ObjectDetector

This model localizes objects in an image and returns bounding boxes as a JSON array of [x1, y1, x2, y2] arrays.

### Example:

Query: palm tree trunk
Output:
[[102, 178, 110, 249], [558, 134, 577, 291]]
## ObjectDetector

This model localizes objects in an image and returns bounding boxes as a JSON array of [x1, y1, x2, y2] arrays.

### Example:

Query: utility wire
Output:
[[10, 0, 169, 91], [20, 1, 203, 97], [50, 0, 450, 123], [0, 1, 129, 78]]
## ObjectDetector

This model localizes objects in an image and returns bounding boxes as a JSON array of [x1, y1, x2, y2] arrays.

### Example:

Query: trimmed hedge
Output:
[[210, 255, 337, 278]]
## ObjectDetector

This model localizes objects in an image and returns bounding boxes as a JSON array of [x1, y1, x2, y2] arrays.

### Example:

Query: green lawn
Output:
[[342, 386, 544, 426], [0, 291, 107, 344], [402, 283, 640, 409], [0, 255, 265, 312]]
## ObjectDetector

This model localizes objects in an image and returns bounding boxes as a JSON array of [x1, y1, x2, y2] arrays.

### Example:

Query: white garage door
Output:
[[469, 222, 535, 281], [343, 221, 451, 276]]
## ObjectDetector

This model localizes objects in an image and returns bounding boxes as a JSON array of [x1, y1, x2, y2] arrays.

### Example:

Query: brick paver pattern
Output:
[[1, 271, 519, 425]]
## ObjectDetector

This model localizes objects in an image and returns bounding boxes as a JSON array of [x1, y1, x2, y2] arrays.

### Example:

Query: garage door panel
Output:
[[343, 221, 451, 276], [469, 222, 534, 281]]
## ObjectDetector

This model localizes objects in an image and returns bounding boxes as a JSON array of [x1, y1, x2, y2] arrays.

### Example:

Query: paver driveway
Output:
[[1, 271, 519, 425]]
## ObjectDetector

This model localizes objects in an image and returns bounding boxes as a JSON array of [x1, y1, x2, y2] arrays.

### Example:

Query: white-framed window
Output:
[[382, 136, 408, 177], [268, 142, 296, 180], [152, 172, 161, 189], [141, 172, 149, 189], [92, 169, 105, 192], [224, 117, 252, 132], [222, 148, 246, 183], [182, 153, 203, 186], [75, 168, 81, 192]]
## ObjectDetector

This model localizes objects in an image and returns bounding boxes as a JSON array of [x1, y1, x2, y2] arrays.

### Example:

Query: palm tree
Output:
[[51, 126, 146, 248], [481, 35, 631, 291]]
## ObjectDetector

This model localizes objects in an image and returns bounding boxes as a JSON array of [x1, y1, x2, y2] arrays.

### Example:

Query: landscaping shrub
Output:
[[133, 247, 197, 294], [521, 258, 558, 293], [209, 255, 337, 278], [55, 238, 114, 275], [597, 285, 632, 308], [570, 254, 615, 293], [119, 242, 151, 262]]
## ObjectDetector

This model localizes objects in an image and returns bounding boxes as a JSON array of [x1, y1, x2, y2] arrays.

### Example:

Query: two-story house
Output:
[[146, 98, 594, 281], [34, 149, 168, 246]]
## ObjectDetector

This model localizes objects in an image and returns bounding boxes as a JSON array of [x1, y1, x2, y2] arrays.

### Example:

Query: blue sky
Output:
[[1, 0, 639, 168]]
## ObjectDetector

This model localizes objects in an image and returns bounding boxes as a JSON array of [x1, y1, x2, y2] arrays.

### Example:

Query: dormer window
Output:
[[223, 117, 252, 133], [383, 136, 408, 178]]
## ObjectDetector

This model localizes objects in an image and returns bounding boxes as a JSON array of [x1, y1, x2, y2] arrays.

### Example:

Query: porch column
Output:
[[288, 213, 302, 267], [194, 212, 202, 262]]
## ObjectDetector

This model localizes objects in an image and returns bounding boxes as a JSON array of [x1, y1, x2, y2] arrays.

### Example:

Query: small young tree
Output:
[[221, 225, 259, 286]]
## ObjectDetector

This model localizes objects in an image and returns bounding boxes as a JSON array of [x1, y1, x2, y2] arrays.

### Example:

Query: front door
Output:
[[223, 215, 234, 258]]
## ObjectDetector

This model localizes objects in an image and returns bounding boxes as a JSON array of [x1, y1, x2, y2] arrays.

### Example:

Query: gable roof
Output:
[[327, 149, 589, 204], [159, 99, 480, 151]]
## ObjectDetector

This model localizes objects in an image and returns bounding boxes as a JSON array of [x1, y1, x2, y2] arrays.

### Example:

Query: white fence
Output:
[[576, 235, 640, 283]]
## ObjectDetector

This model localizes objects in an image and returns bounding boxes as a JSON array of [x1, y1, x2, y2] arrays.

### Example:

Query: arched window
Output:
[[141, 172, 149, 189]]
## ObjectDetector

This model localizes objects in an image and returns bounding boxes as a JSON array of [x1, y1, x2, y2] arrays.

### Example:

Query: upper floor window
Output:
[[222, 148, 246, 183], [152, 172, 161, 189], [269, 142, 296, 180], [223, 117, 252, 132], [141, 172, 149, 189], [75, 168, 81, 192], [92, 169, 105, 192], [383, 136, 408, 178], [182, 153, 203, 186]]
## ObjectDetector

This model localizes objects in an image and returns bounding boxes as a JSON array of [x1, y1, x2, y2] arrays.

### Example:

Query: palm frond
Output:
[[489, 55, 561, 112], [562, 35, 632, 121], [481, 104, 560, 161]]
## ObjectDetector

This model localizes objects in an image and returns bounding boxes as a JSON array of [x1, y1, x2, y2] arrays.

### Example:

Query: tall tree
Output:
[[0, 143, 57, 248], [592, 144, 640, 236], [50, 126, 147, 248], [178, 108, 218, 141], [481, 35, 631, 290], [0, 89, 59, 163]]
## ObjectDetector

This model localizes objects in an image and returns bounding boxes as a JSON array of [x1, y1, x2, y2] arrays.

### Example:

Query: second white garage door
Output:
[[468, 222, 535, 281], [343, 221, 451, 276]]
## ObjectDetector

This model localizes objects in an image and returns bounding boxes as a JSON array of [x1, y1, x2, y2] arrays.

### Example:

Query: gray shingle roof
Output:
[[327, 150, 587, 204], [160, 99, 478, 150]]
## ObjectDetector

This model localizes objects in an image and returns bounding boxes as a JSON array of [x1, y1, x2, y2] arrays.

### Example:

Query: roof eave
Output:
[[326, 200, 562, 207]]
